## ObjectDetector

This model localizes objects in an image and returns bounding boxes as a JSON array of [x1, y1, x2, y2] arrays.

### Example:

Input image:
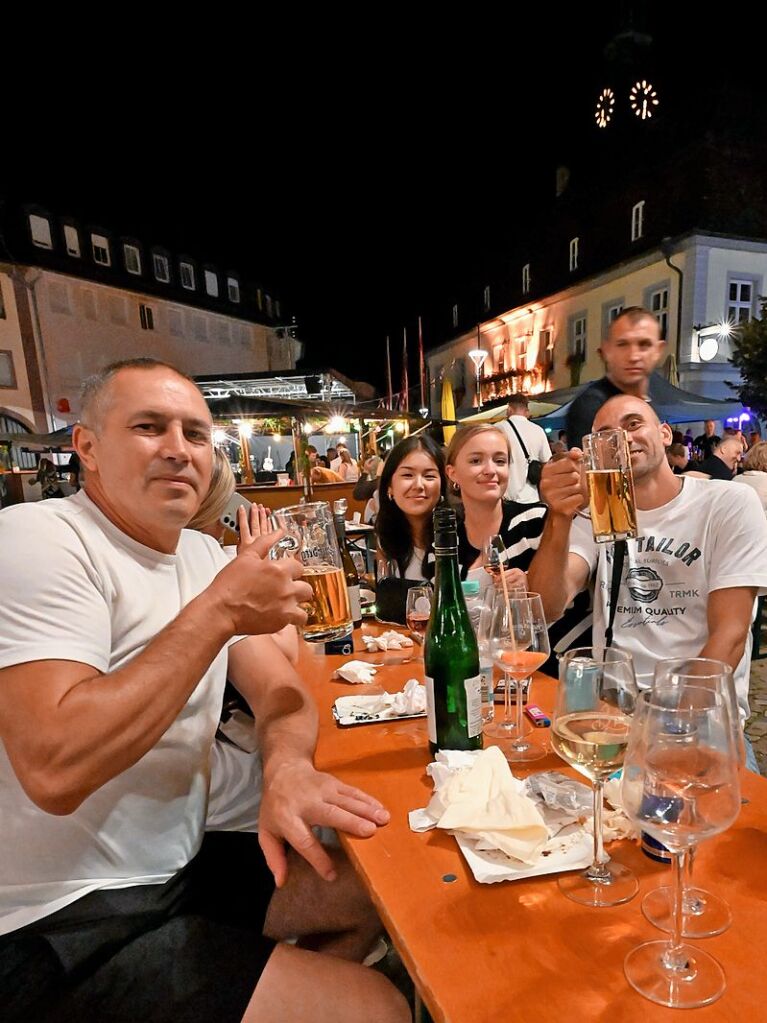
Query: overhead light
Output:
[[467, 348, 488, 370], [419, 406, 429, 417], [212, 428, 228, 445], [239, 422, 253, 438], [303, 422, 314, 435], [327, 415, 348, 433]]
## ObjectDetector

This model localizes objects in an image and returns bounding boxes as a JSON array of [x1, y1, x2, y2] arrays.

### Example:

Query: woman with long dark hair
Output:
[[375, 434, 447, 580]]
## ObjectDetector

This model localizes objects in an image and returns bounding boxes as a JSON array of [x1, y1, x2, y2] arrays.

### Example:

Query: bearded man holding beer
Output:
[[528, 394, 767, 757], [0, 359, 409, 1023]]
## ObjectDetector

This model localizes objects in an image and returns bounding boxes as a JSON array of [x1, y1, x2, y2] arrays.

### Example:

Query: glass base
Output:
[[302, 624, 353, 643], [624, 940, 725, 1008], [558, 860, 638, 907], [642, 885, 732, 938], [482, 719, 532, 741], [502, 739, 548, 763]]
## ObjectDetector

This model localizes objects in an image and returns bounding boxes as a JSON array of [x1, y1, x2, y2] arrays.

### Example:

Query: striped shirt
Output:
[[456, 500, 547, 579]]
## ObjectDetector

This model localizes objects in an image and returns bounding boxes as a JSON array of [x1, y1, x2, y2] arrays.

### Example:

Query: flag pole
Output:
[[402, 326, 410, 412], [385, 335, 393, 410], [418, 315, 425, 411]]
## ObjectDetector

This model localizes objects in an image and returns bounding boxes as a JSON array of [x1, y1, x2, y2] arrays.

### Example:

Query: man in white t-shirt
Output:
[[528, 394, 767, 730], [0, 359, 408, 1023], [496, 394, 552, 503]]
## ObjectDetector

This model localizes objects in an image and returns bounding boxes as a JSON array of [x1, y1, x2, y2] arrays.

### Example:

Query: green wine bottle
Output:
[[424, 505, 482, 754]]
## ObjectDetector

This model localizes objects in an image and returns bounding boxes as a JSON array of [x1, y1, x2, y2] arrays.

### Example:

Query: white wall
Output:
[[0, 272, 36, 427]]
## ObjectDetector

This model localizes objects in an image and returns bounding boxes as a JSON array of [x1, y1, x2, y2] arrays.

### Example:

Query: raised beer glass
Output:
[[271, 501, 353, 642], [582, 428, 637, 543]]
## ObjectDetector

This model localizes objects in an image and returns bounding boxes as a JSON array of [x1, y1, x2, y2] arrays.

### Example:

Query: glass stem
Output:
[[663, 849, 693, 973], [515, 676, 526, 737], [587, 778, 610, 880], [682, 843, 703, 914]]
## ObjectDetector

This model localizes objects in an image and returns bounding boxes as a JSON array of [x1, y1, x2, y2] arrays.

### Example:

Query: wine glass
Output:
[[405, 585, 432, 655], [484, 591, 549, 761], [552, 647, 638, 907], [621, 684, 741, 1008], [642, 658, 744, 938]]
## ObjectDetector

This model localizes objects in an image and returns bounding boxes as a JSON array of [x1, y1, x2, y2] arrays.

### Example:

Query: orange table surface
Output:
[[299, 634, 767, 1023]]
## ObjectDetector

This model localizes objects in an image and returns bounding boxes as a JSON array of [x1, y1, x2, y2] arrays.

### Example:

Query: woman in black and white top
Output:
[[445, 424, 546, 592]]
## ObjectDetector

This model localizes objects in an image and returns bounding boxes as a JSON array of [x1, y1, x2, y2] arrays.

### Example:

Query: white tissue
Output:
[[390, 678, 426, 715], [362, 630, 414, 651], [333, 660, 379, 684]]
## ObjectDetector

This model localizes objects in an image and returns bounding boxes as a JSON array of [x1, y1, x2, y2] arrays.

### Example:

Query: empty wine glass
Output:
[[621, 683, 741, 1008], [642, 658, 744, 938], [552, 647, 638, 907], [484, 591, 549, 762], [480, 534, 506, 580]]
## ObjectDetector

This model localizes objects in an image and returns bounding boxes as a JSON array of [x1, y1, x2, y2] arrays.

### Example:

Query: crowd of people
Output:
[[1, 303, 766, 1020]]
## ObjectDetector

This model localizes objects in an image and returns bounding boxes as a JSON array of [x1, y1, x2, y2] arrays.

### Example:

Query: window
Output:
[[227, 277, 240, 303], [81, 288, 98, 320], [29, 214, 53, 249], [109, 296, 128, 325], [0, 351, 17, 389], [91, 233, 111, 266], [265, 294, 273, 317], [569, 237, 579, 272], [538, 328, 553, 369], [275, 300, 281, 319], [180, 262, 196, 290], [495, 345, 505, 374], [153, 253, 170, 283], [452, 303, 459, 329], [522, 264, 531, 295], [631, 200, 645, 241], [483, 285, 491, 312], [601, 300, 625, 338], [63, 225, 81, 257], [48, 282, 71, 314], [728, 278, 755, 324], [257, 288, 263, 311], [168, 308, 184, 337], [569, 315, 587, 358], [648, 286, 669, 338], [123, 243, 141, 275], [204, 270, 219, 297], [191, 313, 208, 342], [139, 304, 155, 330]]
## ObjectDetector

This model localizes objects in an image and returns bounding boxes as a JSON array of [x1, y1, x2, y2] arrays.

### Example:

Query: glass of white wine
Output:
[[620, 684, 741, 1008], [552, 646, 638, 906], [405, 585, 432, 655]]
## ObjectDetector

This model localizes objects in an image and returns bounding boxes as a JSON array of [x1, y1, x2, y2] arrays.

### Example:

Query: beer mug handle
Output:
[[268, 535, 301, 560]]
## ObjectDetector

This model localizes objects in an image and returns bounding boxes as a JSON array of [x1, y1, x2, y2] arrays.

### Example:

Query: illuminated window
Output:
[[153, 253, 170, 283], [569, 315, 587, 358], [29, 214, 53, 249], [204, 270, 219, 297], [63, 225, 81, 257], [180, 262, 196, 290], [728, 279, 756, 324], [569, 237, 579, 272], [649, 286, 669, 338], [123, 243, 141, 275]]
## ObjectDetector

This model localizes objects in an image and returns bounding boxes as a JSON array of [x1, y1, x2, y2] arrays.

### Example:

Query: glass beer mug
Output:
[[582, 429, 638, 543], [270, 502, 353, 642]]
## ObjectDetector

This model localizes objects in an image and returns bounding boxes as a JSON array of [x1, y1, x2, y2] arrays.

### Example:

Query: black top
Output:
[[685, 454, 733, 480], [565, 375, 662, 449], [455, 500, 547, 580], [693, 433, 721, 459]]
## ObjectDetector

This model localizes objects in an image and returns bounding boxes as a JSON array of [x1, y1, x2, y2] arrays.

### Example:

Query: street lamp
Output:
[[468, 348, 488, 409]]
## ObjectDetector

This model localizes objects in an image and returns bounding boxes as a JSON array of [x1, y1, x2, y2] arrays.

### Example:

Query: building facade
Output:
[[0, 202, 300, 438]]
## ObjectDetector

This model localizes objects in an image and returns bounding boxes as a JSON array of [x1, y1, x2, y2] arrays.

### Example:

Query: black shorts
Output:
[[0, 832, 276, 1023]]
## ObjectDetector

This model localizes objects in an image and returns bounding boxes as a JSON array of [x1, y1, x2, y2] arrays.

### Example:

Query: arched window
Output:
[[0, 413, 36, 469]]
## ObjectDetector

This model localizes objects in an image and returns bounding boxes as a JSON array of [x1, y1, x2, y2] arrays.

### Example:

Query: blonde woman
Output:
[[445, 424, 546, 593], [338, 447, 360, 482], [733, 440, 767, 515]]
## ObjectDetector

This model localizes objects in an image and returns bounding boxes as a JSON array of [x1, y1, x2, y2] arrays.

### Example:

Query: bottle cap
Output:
[[461, 579, 480, 596], [433, 505, 457, 549], [333, 498, 348, 516]]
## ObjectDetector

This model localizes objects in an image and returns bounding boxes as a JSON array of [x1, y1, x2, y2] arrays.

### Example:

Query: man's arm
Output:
[[227, 636, 390, 887], [527, 453, 591, 621], [699, 586, 757, 682], [0, 539, 311, 815]]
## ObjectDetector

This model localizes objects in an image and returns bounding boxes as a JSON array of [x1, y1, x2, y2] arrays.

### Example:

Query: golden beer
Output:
[[587, 468, 637, 542], [301, 564, 353, 639]]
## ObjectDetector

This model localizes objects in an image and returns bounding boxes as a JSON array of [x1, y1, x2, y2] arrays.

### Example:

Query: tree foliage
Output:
[[728, 297, 767, 419]]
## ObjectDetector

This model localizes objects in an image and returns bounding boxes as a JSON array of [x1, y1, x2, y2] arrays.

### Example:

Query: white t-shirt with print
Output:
[[0, 490, 236, 935], [569, 476, 767, 721]]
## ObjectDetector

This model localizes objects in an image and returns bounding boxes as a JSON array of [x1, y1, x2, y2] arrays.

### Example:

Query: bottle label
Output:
[[348, 584, 362, 625], [465, 674, 482, 737], [425, 676, 437, 744]]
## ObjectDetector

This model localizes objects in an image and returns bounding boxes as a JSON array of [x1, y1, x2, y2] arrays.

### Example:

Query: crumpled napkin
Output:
[[414, 746, 549, 865], [333, 679, 427, 724], [362, 631, 414, 651], [334, 660, 379, 684]]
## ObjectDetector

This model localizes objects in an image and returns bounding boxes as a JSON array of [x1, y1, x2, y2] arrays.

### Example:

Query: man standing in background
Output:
[[497, 394, 551, 503], [565, 306, 666, 449]]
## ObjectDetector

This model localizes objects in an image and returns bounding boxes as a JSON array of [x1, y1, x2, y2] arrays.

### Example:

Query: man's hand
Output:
[[209, 539, 312, 636], [258, 758, 391, 887], [539, 448, 587, 517]]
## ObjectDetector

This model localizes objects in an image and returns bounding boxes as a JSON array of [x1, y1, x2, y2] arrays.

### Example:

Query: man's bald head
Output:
[[592, 394, 662, 432], [714, 436, 742, 473], [591, 394, 673, 483]]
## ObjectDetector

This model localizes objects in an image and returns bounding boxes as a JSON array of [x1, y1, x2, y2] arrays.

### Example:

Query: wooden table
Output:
[[299, 632, 767, 1023]]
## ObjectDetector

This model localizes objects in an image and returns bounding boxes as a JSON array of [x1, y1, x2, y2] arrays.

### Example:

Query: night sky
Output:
[[3, 7, 763, 393]]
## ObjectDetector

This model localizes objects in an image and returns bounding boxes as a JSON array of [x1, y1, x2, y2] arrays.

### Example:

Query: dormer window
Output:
[[227, 277, 240, 303], [204, 270, 219, 297], [483, 285, 491, 312], [631, 200, 645, 241], [522, 264, 531, 295], [153, 253, 170, 283], [569, 237, 579, 272], [91, 233, 111, 266], [180, 261, 196, 290], [123, 243, 141, 275], [29, 214, 53, 250]]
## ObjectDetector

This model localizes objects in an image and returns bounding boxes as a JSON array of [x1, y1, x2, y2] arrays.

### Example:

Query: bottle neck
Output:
[[433, 545, 462, 601]]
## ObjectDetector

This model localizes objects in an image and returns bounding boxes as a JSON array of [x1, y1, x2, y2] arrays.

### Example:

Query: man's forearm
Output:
[[6, 590, 235, 813], [527, 513, 575, 620]]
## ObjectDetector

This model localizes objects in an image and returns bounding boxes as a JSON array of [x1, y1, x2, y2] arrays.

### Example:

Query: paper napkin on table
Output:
[[334, 660, 379, 684], [362, 631, 414, 652], [416, 746, 549, 865], [333, 679, 427, 725]]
